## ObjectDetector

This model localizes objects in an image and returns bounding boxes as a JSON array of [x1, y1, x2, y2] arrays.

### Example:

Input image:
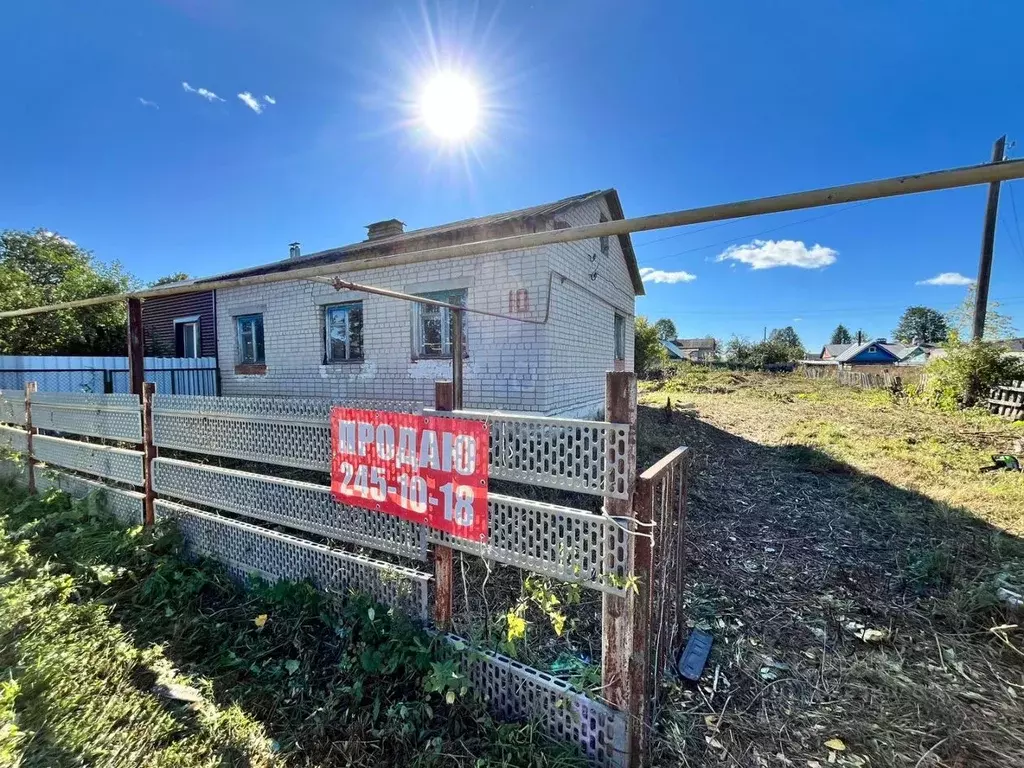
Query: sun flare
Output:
[[418, 71, 480, 141]]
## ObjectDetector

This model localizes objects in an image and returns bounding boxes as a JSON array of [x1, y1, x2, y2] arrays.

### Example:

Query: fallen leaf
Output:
[[284, 659, 300, 675], [445, 690, 456, 704], [254, 614, 268, 628], [824, 738, 846, 751]]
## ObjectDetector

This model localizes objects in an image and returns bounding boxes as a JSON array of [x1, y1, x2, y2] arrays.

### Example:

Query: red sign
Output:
[[330, 407, 489, 542]]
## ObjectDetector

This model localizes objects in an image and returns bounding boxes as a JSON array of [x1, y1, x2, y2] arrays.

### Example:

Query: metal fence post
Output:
[[628, 473, 656, 767], [601, 370, 637, 712], [24, 381, 37, 494], [433, 380, 455, 629], [142, 382, 156, 526]]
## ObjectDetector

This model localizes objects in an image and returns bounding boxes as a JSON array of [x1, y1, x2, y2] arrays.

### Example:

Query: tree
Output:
[[151, 272, 190, 286], [829, 324, 852, 345], [893, 306, 948, 344], [922, 336, 1024, 410], [653, 318, 677, 342], [634, 316, 666, 376], [945, 284, 1017, 341], [769, 326, 803, 352], [724, 335, 800, 367], [0, 228, 137, 355]]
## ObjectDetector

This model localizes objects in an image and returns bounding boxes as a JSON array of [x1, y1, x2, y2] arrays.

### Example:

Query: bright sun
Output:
[[419, 71, 480, 141]]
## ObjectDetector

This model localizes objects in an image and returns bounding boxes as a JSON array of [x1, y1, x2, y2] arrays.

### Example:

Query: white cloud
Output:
[[138, 97, 159, 109], [716, 239, 838, 270], [793, 317, 803, 322], [639, 267, 697, 284], [916, 272, 974, 286], [182, 81, 224, 102], [237, 92, 263, 113], [263, 95, 276, 105], [39, 230, 76, 246]]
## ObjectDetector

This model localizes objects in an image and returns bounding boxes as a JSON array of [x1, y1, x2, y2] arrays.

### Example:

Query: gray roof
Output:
[[673, 338, 716, 350], [195, 189, 644, 295], [822, 343, 850, 358], [999, 337, 1024, 353]]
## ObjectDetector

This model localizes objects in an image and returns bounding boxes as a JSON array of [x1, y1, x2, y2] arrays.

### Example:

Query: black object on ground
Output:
[[678, 629, 713, 681]]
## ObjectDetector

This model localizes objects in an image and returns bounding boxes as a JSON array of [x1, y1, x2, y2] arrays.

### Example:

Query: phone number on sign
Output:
[[334, 461, 478, 526]]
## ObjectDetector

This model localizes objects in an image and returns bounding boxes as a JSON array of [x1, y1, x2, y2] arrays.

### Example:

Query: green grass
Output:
[[0, 486, 586, 768]]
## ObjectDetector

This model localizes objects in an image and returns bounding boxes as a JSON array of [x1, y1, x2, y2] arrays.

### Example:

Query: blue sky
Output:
[[3, 1, 1024, 348]]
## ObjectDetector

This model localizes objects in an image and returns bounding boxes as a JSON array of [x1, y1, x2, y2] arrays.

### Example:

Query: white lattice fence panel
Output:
[[0, 391, 26, 426], [429, 494, 629, 595], [425, 409, 630, 499], [155, 500, 430, 619], [33, 435, 144, 486], [0, 459, 25, 486], [152, 395, 422, 471], [152, 458, 427, 561], [37, 469, 144, 527], [448, 635, 627, 768], [0, 425, 27, 454], [30, 392, 142, 442]]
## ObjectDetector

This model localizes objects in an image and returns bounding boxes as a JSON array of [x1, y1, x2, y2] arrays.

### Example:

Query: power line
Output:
[[642, 202, 872, 265], [1005, 180, 1024, 264], [656, 294, 1024, 318]]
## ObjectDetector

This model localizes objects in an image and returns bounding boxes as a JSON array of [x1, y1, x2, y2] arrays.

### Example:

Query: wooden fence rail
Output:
[[989, 380, 1024, 421], [801, 364, 925, 390]]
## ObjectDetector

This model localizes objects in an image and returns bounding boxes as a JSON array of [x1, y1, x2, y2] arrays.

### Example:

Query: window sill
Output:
[[235, 363, 267, 375], [411, 355, 470, 363], [322, 359, 365, 366]]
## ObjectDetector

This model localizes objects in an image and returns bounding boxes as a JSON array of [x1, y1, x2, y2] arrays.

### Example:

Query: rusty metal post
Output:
[[128, 297, 145, 397], [627, 471, 656, 766], [452, 308, 464, 409], [433, 380, 455, 629], [24, 382, 37, 494], [601, 370, 637, 710], [142, 382, 156, 526]]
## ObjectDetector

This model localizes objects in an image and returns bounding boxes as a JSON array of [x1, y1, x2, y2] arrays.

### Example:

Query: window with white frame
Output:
[[235, 314, 265, 364], [174, 316, 200, 358], [413, 288, 467, 359], [324, 302, 364, 362], [614, 313, 626, 361]]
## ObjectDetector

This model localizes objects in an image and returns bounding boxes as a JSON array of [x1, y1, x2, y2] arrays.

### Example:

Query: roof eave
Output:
[[602, 189, 645, 296]]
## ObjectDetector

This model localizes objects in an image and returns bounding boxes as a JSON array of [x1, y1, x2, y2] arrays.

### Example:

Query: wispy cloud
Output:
[[639, 267, 697, 284], [263, 95, 276, 105], [237, 92, 263, 113], [716, 239, 838, 270], [137, 97, 159, 109], [182, 81, 224, 102], [916, 272, 974, 286], [793, 317, 803, 322]]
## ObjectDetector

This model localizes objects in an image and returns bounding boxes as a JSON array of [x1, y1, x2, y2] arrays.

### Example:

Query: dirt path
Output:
[[639, 376, 1024, 768]]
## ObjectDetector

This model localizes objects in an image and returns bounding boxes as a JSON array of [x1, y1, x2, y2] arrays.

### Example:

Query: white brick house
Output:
[[202, 191, 643, 418]]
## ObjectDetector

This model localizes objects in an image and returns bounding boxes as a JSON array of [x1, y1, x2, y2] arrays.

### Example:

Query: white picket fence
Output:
[[0, 356, 218, 395]]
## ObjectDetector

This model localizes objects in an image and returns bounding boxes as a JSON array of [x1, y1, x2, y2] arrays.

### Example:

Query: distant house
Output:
[[141, 287, 217, 359], [817, 339, 926, 366], [663, 337, 717, 362], [998, 338, 1024, 358]]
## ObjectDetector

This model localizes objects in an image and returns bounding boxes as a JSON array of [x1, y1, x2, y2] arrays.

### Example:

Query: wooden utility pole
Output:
[[128, 298, 146, 396], [972, 135, 1007, 341]]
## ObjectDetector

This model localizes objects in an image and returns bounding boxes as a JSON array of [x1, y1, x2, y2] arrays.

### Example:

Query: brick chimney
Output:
[[366, 219, 405, 241], [288, 241, 301, 259]]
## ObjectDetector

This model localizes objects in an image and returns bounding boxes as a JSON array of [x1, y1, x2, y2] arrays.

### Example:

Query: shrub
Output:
[[634, 316, 666, 377], [920, 335, 1024, 411]]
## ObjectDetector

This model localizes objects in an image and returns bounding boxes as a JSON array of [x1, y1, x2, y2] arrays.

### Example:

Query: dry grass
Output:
[[641, 368, 1024, 768]]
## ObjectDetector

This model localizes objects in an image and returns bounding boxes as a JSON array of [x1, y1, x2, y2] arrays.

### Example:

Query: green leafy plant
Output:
[[918, 333, 1024, 410]]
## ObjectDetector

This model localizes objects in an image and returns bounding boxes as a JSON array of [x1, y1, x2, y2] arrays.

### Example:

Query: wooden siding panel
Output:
[[141, 292, 217, 358]]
